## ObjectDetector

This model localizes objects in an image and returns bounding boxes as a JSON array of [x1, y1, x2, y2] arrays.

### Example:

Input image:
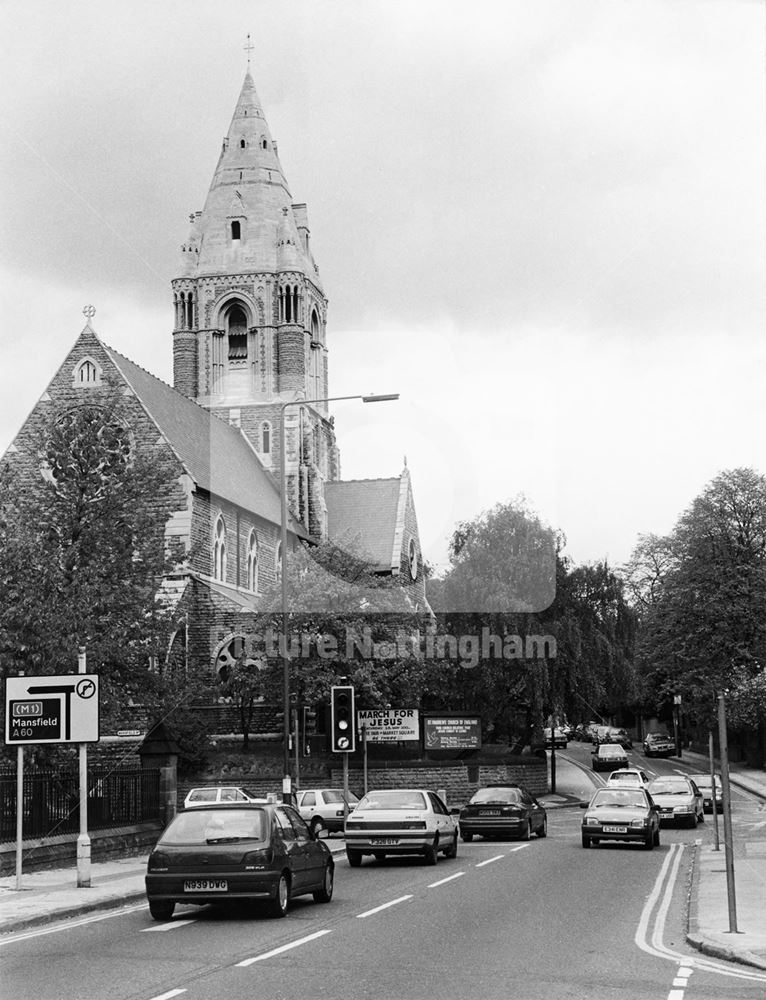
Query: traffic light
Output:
[[302, 706, 317, 757], [330, 685, 355, 752]]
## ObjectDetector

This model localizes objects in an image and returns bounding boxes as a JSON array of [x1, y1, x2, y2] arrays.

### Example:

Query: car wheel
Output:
[[521, 820, 532, 840], [310, 817, 326, 838], [643, 830, 654, 851], [313, 864, 334, 903], [269, 873, 290, 917], [581, 834, 591, 849], [423, 838, 439, 865], [653, 826, 660, 847], [149, 900, 175, 922], [461, 830, 473, 842], [688, 813, 698, 829], [698, 809, 705, 823], [536, 816, 547, 838], [444, 833, 458, 858], [346, 849, 362, 867], [373, 852, 386, 861]]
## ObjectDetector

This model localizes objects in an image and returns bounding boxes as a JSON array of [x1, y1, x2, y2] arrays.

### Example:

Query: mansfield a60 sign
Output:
[[4, 674, 100, 745]]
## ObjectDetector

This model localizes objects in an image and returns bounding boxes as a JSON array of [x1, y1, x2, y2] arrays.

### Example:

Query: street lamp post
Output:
[[278, 392, 399, 804]]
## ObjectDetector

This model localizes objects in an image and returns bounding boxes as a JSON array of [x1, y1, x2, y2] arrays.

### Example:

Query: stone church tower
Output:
[[172, 71, 338, 538]]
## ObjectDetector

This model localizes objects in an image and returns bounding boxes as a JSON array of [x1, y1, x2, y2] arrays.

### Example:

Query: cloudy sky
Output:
[[1, 0, 765, 575]]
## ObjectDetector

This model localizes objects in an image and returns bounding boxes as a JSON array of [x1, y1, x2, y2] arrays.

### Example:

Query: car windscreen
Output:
[[469, 788, 523, 805], [591, 790, 646, 809], [648, 780, 690, 796], [161, 808, 268, 845], [357, 791, 427, 810], [689, 776, 719, 790]]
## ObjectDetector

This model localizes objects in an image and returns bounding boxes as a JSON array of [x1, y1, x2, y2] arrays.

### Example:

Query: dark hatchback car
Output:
[[145, 803, 334, 921], [459, 784, 547, 841], [643, 732, 675, 758]]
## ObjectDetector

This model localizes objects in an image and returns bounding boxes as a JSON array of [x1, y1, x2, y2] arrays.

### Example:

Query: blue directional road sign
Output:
[[4, 674, 100, 745]]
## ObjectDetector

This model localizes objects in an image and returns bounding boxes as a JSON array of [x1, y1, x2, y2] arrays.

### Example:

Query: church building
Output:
[[3, 69, 427, 682]]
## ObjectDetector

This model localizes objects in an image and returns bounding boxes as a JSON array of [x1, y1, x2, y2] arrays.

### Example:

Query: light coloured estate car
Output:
[[647, 776, 704, 828], [296, 788, 360, 835], [183, 787, 274, 809], [344, 788, 459, 867], [606, 768, 650, 790]]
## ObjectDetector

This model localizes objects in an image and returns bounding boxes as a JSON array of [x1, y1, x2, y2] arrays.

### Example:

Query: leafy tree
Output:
[[636, 468, 766, 742], [0, 393, 184, 737]]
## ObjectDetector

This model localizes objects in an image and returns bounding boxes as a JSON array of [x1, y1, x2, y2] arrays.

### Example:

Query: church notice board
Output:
[[424, 715, 481, 750]]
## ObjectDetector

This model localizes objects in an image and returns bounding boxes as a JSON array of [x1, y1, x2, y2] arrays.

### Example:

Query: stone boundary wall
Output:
[[330, 759, 548, 806], [0, 822, 163, 876]]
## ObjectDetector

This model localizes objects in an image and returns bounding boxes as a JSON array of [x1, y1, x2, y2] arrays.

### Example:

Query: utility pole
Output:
[[717, 691, 738, 934]]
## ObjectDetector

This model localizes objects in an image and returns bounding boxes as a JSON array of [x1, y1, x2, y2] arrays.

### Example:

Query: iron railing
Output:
[[0, 767, 161, 843]]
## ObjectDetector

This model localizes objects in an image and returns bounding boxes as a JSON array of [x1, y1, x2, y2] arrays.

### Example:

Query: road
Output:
[[2, 743, 764, 1000]]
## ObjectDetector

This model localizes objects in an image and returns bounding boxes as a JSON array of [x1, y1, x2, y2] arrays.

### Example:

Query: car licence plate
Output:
[[603, 826, 627, 834], [370, 837, 399, 846], [660, 811, 673, 818], [479, 810, 501, 816], [184, 879, 227, 892]]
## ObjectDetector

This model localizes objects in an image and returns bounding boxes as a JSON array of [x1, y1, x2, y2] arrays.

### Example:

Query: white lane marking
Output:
[[509, 844, 530, 852], [635, 842, 766, 983], [356, 895, 412, 918], [148, 991, 187, 1000], [141, 919, 196, 932], [236, 929, 332, 966], [475, 855, 505, 867], [0, 901, 147, 947], [667, 991, 684, 1000], [428, 871, 465, 888], [672, 978, 687, 987]]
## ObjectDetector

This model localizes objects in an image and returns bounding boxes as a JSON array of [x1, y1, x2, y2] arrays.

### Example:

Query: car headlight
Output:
[[584, 815, 600, 826], [673, 805, 692, 813], [631, 819, 648, 828]]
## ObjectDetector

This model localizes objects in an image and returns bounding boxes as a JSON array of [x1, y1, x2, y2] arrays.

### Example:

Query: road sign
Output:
[[5, 674, 100, 744]]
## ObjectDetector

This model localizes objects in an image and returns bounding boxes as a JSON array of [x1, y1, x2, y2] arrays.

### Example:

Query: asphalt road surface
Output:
[[2, 745, 765, 1000]]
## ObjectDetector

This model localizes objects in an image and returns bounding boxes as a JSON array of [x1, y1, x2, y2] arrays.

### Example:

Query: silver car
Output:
[[344, 788, 459, 866], [647, 776, 704, 828]]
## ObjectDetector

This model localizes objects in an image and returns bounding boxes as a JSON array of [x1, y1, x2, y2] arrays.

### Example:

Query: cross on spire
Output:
[[244, 33, 254, 68]]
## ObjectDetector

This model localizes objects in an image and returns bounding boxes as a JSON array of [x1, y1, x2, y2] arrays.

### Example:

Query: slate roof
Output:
[[103, 345, 309, 538], [325, 477, 403, 572]]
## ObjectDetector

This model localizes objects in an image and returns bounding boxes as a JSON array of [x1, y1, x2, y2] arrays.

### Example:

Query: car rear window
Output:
[[160, 808, 268, 845], [469, 787, 522, 804], [600, 745, 623, 756], [357, 791, 427, 810]]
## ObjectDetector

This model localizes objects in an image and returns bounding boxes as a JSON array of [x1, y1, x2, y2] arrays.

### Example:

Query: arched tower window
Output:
[[214, 515, 227, 581], [247, 530, 259, 592], [261, 421, 271, 454], [231, 220, 241, 241], [226, 303, 248, 360], [72, 358, 102, 387]]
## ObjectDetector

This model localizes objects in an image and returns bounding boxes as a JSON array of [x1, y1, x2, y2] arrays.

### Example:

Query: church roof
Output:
[[104, 345, 309, 538], [325, 476, 405, 572]]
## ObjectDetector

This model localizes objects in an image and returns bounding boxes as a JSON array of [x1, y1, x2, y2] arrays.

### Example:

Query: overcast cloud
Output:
[[1, 0, 765, 574]]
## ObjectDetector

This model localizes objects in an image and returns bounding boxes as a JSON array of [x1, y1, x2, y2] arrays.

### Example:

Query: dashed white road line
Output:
[[141, 919, 196, 932], [236, 928, 332, 966], [428, 871, 465, 888], [356, 894, 413, 919], [475, 855, 505, 867], [147, 991, 187, 1000]]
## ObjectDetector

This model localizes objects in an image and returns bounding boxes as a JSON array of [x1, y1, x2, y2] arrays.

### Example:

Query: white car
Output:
[[606, 768, 650, 790], [344, 788, 459, 866], [295, 788, 360, 835], [183, 786, 275, 808]]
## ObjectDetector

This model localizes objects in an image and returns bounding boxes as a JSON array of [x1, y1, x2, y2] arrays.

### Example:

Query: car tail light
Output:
[[402, 822, 427, 830], [147, 852, 169, 872], [243, 848, 273, 869]]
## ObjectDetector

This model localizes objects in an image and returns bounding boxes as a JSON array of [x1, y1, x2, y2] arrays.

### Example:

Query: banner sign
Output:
[[424, 715, 481, 750], [357, 708, 419, 743]]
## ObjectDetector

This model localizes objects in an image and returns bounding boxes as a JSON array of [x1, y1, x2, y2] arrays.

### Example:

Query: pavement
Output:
[[0, 758, 764, 973]]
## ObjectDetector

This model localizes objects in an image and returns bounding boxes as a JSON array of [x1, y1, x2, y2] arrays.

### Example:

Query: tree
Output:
[[636, 468, 766, 742], [0, 393, 183, 738]]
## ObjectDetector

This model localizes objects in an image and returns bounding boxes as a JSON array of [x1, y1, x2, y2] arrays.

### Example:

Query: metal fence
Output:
[[0, 766, 161, 844]]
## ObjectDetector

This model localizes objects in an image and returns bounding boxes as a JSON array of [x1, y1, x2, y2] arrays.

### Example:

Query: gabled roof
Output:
[[103, 344, 309, 538], [325, 476, 405, 572]]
